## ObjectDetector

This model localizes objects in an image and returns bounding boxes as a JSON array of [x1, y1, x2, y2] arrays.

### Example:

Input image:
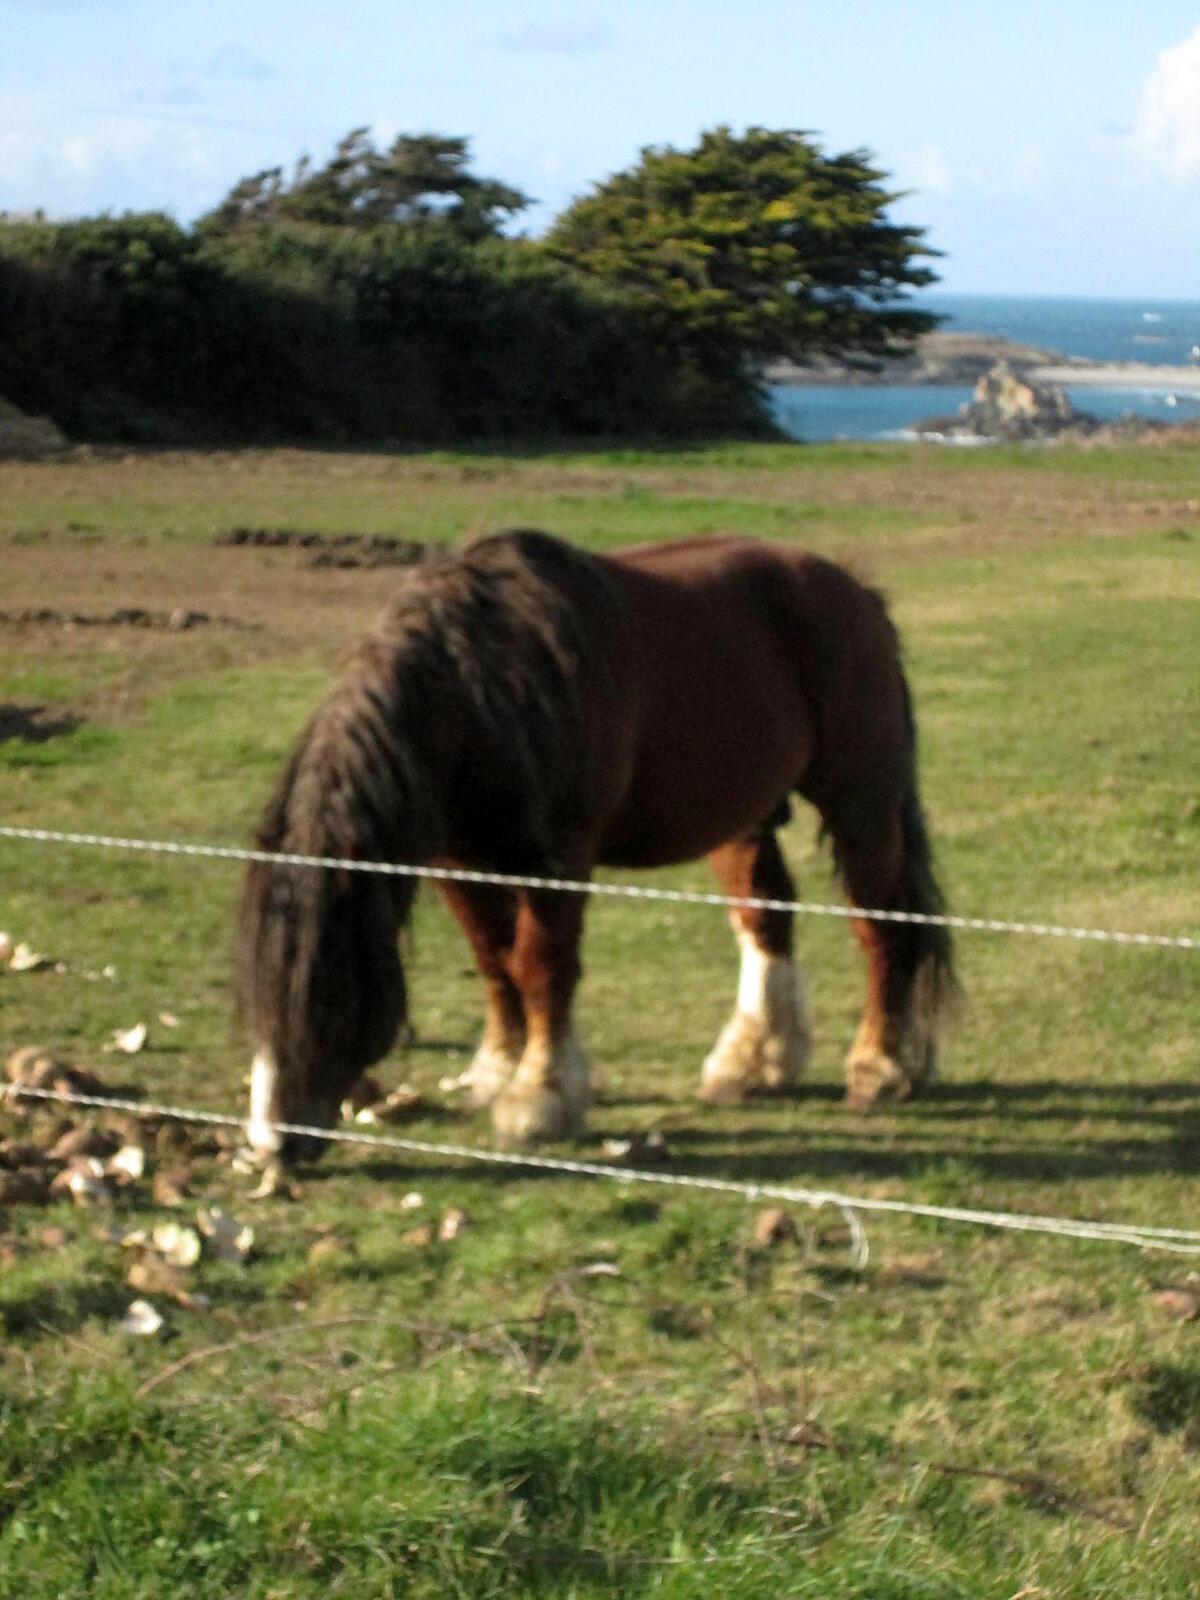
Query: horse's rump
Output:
[[593, 535, 912, 867]]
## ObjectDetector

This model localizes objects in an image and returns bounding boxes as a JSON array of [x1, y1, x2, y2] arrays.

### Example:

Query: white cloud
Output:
[[1139, 24, 1200, 175], [496, 20, 612, 54], [193, 45, 274, 81], [899, 142, 954, 197], [0, 90, 234, 217]]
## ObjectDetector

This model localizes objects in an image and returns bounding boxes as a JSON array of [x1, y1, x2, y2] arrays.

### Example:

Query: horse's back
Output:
[[395, 529, 911, 871]]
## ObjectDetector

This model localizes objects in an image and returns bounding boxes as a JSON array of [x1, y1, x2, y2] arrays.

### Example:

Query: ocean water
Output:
[[770, 293, 1200, 443], [919, 293, 1200, 367]]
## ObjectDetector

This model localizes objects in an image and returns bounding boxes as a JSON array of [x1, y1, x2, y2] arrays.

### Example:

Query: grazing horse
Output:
[[238, 529, 953, 1161]]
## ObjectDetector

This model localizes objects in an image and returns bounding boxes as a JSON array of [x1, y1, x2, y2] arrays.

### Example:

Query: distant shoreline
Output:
[[1029, 362, 1200, 392], [766, 330, 1200, 392]]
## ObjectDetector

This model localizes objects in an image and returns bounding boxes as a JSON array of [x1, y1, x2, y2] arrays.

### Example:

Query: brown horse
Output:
[[237, 529, 952, 1161]]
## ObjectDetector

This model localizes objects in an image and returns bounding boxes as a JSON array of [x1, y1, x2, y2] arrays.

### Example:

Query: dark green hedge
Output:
[[0, 213, 772, 443]]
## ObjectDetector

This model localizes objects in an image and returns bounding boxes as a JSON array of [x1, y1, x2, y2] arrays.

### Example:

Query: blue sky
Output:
[[2, 0, 1199, 296]]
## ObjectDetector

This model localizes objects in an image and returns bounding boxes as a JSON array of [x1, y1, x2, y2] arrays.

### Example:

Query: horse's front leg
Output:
[[492, 887, 591, 1144], [438, 882, 525, 1106], [699, 830, 811, 1103]]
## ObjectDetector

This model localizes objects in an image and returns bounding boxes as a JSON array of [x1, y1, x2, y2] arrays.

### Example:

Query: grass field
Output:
[[2, 438, 1199, 1597]]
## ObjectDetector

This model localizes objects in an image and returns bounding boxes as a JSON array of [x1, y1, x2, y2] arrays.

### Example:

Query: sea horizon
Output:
[[916, 288, 1200, 304]]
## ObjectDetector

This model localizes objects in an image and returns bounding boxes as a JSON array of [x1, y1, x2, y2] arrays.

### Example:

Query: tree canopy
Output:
[[199, 128, 530, 242], [546, 125, 938, 371], [3, 121, 944, 443]]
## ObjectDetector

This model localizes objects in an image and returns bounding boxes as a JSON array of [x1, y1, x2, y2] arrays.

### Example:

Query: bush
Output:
[[0, 213, 774, 443]]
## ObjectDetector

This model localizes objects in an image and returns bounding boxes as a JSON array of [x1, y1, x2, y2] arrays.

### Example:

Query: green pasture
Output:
[[1, 440, 1198, 1596]]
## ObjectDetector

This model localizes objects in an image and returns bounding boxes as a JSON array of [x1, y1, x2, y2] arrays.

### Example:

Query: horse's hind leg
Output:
[[492, 887, 591, 1144], [698, 830, 811, 1104], [438, 882, 525, 1106], [823, 798, 949, 1108]]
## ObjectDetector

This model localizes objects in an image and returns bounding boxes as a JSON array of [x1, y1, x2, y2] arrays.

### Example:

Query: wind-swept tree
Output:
[[199, 128, 530, 241], [546, 125, 938, 373]]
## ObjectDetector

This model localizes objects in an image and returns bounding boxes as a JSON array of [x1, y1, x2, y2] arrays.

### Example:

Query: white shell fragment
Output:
[[107, 1145, 146, 1181], [70, 1164, 110, 1203], [197, 1207, 254, 1264], [341, 1074, 385, 1120], [377, 1085, 423, 1123], [600, 1131, 671, 1165], [399, 1191, 424, 1211], [107, 1023, 147, 1055], [120, 1299, 164, 1336], [438, 1206, 470, 1242], [247, 1160, 284, 1200], [51, 1158, 110, 1205], [9, 942, 49, 973], [157, 1012, 180, 1028], [111, 1226, 149, 1249], [152, 1222, 202, 1268]]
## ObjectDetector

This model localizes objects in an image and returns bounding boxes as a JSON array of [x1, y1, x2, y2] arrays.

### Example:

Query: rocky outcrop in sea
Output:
[[911, 361, 1184, 443], [913, 362, 1096, 441]]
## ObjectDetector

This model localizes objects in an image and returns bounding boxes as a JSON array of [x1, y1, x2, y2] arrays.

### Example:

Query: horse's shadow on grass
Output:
[[329, 1075, 1200, 1191]]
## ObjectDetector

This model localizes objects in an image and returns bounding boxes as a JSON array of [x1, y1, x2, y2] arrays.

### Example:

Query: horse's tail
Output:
[[894, 675, 956, 1018]]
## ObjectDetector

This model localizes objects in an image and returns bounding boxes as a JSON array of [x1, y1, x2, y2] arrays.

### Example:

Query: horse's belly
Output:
[[596, 710, 809, 869], [593, 544, 819, 868]]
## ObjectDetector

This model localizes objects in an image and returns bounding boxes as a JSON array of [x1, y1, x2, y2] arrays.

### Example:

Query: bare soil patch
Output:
[[0, 703, 83, 743], [0, 606, 258, 632], [215, 527, 431, 570]]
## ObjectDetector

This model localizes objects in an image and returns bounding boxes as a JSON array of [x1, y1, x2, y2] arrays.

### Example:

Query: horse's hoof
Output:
[[844, 1051, 914, 1110], [699, 1011, 808, 1104], [466, 1044, 519, 1107], [906, 1042, 939, 1091], [697, 1072, 750, 1105], [492, 1086, 580, 1145]]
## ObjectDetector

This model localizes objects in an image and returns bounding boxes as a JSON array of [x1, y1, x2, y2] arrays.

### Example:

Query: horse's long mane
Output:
[[367, 527, 621, 867], [236, 529, 620, 1075]]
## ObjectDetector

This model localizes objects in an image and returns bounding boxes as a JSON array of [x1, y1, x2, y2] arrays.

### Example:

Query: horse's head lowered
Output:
[[236, 665, 423, 1163], [237, 851, 413, 1162]]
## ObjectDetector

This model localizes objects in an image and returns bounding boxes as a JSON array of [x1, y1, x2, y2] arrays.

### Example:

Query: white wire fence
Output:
[[2, 824, 1198, 950], [8, 1082, 1200, 1262], [2, 820, 1198, 1264]]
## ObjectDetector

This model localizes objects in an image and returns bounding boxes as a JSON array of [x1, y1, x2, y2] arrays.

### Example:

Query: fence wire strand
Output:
[[8, 1083, 1200, 1261], [3, 821, 1198, 1263], [2, 824, 1197, 951]]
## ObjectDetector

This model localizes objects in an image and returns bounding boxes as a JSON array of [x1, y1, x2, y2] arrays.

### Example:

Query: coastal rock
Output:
[[973, 362, 1080, 434], [915, 361, 1098, 441]]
